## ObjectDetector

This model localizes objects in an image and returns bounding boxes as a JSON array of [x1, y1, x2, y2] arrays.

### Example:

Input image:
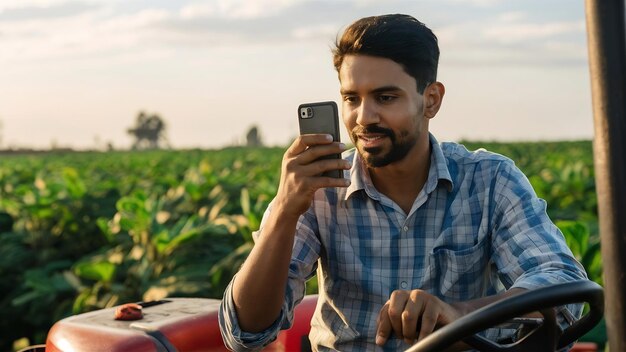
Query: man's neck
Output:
[[368, 137, 431, 214]]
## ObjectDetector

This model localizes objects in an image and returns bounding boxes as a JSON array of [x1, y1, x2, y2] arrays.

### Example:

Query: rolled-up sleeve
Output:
[[490, 160, 588, 324], [218, 203, 322, 351], [219, 278, 289, 351]]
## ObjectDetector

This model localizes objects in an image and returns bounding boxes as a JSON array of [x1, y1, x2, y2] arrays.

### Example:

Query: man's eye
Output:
[[343, 96, 358, 103], [378, 95, 396, 103]]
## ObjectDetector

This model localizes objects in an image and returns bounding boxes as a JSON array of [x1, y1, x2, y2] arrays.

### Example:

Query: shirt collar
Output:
[[427, 133, 454, 193], [344, 133, 453, 201]]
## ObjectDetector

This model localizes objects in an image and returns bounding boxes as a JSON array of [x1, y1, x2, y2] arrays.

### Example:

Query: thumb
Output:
[[376, 303, 392, 346]]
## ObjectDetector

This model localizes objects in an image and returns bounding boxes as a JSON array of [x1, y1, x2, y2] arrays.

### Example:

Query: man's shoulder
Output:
[[439, 141, 513, 166]]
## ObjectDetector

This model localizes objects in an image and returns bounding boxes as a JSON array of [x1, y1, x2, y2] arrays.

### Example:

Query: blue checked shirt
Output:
[[219, 134, 587, 351]]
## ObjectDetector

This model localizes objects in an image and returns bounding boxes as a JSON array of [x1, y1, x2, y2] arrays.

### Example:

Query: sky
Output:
[[0, 0, 593, 150]]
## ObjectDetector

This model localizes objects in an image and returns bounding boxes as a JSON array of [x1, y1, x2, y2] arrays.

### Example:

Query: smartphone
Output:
[[298, 101, 343, 178]]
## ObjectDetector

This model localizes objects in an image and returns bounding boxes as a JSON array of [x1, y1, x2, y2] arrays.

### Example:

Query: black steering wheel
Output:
[[405, 280, 604, 352]]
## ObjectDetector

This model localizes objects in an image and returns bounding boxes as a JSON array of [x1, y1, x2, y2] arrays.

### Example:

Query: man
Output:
[[219, 14, 587, 351]]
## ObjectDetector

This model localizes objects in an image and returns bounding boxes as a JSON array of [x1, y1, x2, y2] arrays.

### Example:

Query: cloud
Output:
[[483, 20, 585, 44], [496, 11, 527, 23], [434, 6, 587, 67], [292, 23, 337, 40], [0, 0, 334, 64], [0, 0, 100, 20], [0, 0, 587, 67], [446, 0, 504, 7], [143, 1, 347, 45], [179, 0, 302, 20]]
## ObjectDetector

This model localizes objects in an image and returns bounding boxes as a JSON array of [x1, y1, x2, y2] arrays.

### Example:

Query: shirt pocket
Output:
[[430, 236, 490, 301]]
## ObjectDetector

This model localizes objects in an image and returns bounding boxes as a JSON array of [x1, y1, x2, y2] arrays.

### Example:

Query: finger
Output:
[[319, 175, 351, 188], [387, 291, 409, 342], [297, 142, 346, 166], [418, 300, 440, 341], [287, 134, 334, 157], [376, 303, 392, 346], [302, 175, 351, 190], [401, 296, 422, 345], [301, 158, 351, 177]]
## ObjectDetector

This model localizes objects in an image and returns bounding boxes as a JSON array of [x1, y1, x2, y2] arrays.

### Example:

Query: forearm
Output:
[[231, 134, 348, 333], [451, 288, 528, 317], [232, 207, 300, 332]]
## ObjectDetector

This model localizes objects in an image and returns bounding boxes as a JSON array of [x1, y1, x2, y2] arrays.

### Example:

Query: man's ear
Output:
[[424, 82, 445, 119]]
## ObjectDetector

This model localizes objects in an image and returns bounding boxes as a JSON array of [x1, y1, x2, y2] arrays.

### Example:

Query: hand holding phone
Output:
[[272, 102, 348, 217], [298, 101, 343, 178]]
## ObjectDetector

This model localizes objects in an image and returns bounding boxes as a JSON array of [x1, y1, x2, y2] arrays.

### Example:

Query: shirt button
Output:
[[400, 281, 408, 289], [402, 226, 409, 232]]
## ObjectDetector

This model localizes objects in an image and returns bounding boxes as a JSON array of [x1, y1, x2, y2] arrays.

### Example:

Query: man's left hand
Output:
[[376, 289, 464, 347]]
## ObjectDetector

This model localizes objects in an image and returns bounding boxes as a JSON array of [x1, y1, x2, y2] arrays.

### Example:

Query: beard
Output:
[[351, 125, 417, 168]]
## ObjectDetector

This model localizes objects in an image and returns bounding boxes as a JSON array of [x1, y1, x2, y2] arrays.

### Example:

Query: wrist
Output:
[[273, 195, 308, 220], [449, 301, 471, 317]]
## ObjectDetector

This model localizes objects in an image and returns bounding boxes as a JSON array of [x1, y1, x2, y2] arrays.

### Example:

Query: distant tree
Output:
[[245, 125, 263, 147], [127, 111, 170, 150]]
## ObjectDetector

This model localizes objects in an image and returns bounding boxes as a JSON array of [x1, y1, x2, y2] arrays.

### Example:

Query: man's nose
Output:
[[355, 99, 380, 126]]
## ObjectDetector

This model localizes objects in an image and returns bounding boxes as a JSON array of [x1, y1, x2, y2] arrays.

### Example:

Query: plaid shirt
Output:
[[219, 134, 587, 351]]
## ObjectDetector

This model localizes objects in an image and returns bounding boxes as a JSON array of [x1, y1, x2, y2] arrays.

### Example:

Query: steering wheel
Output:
[[405, 280, 604, 352]]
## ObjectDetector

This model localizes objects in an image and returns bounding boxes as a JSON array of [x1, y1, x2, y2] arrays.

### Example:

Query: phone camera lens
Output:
[[300, 107, 314, 118]]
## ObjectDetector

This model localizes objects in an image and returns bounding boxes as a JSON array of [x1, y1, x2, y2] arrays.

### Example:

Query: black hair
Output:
[[333, 14, 439, 93]]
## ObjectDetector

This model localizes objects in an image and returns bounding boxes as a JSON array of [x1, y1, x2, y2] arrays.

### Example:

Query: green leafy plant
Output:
[[0, 142, 602, 350]]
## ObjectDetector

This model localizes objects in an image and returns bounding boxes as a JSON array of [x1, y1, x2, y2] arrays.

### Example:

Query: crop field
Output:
[[0, 141, 602, 350]]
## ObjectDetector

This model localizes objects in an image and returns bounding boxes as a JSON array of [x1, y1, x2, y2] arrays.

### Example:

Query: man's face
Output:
[[339, 55, 429, 168]]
